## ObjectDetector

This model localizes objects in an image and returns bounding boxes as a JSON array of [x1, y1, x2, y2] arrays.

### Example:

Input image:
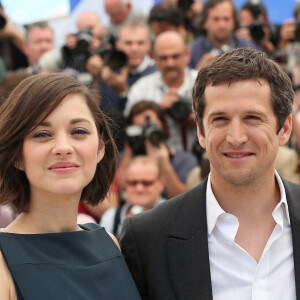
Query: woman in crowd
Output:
[[0, 73, 141, 299]]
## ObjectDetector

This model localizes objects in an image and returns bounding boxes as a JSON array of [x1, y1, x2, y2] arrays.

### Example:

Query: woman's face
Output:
[[18, 93, 104, 200]]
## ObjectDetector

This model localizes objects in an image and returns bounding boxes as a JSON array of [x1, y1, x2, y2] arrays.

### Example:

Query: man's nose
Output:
[[226, 120, 248, 146]]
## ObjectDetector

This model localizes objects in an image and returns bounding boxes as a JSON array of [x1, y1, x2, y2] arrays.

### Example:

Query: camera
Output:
[[0, 11, 6, 30], [75, 29, 127, 70], [178, 0, 194, 12], [76, 28, 93, 52], [248, 19, 266, 42], [125, 116, 166, 156], [166, 97, 192, 121], [210, 44, 232, 57], [90, 43, 127, 70]]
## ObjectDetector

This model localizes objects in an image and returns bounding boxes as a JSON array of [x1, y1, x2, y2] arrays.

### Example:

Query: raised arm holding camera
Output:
[[86, 21, 156, 112], [119, 100, 198, 199]]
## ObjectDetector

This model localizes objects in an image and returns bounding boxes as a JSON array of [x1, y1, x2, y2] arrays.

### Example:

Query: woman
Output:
[[0, 73, 141, 299]]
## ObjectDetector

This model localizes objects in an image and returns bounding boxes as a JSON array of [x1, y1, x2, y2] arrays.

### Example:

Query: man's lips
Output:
[[224, 152, 254, 158]]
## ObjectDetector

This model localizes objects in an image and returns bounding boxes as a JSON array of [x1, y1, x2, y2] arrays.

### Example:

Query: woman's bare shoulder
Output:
[[0, 250, 17, 300], [107, 232, 121, 251]]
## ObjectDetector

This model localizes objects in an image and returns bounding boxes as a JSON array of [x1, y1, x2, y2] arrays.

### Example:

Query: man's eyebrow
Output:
[[207, 112, 226, 119]]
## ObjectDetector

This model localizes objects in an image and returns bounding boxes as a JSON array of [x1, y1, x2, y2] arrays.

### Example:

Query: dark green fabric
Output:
[[0, 223, 141, 300]]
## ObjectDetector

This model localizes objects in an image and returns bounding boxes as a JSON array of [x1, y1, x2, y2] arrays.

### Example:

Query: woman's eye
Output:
[[72, 128, 90, 135], [33, 131, 52, 138]]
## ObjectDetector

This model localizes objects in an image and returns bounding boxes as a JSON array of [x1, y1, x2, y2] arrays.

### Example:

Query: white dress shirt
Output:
[[206, 172, 296, 300]]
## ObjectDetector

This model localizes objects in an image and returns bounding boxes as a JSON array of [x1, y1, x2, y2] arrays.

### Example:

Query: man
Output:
[[120, 48, 299, 299], [124, 30, 198, 151], [23, 22, 55, 67], [189, 0, 258, 70], [119, 100, 198, 198], [104, 0, 145, 41], [236, 1, 276, 54], [0, 1, 28, 71], [86, 21, 156, 112], [101, 155, 166, 236]]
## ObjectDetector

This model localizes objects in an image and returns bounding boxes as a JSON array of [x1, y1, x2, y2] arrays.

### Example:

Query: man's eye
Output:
[[247, 115, 260, 120], [33, 131, 52, 138], [213, 117, 227, 122]]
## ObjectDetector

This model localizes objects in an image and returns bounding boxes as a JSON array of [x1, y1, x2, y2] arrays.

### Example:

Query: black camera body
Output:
[[0, 11, 6, 30], [76, 28, 93, 52], [126, 116, 166, 156], [90, 43, 127, 70], [166, 97, 191, 121]]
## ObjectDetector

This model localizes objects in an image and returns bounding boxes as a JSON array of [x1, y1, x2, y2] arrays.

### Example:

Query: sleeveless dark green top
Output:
[[0, 223, 141, 300]]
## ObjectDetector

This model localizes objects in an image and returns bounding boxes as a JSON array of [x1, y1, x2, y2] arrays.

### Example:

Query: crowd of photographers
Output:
[[1, 0, 300, 231]]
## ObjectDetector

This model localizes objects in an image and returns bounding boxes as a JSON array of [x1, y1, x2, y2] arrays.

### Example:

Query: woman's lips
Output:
[[49, 162, 79, 173]]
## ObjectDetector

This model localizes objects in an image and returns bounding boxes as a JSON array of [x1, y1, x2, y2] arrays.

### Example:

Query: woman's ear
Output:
[[14, 159, 24, 171], [97, 142, 105, 163]]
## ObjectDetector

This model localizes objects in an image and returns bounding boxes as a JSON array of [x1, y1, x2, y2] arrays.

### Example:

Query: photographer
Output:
[[189, 0, 259, 70], [118, 100, 198, 199], [0, 1, 28, 72], [37, 12, 106, 79], [124, 30, 197, 151], [236, 0, 277, 54], [86, 21, 156, 112]]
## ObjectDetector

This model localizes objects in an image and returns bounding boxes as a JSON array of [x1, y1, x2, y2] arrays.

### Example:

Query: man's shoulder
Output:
[[129, 71, 160, 90], [128, 181, 207, 231], [233, 36, 260, 49]]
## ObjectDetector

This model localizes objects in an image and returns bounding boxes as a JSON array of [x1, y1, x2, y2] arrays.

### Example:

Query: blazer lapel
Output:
[[284, 179, 300, 300], [167, 179, 213, 300]]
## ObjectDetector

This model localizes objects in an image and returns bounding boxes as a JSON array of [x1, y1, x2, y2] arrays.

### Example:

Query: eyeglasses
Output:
[[126, 179, 159, 187]]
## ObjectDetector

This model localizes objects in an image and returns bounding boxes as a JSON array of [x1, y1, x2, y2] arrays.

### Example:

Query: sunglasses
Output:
[[126, 179, 159, 187]]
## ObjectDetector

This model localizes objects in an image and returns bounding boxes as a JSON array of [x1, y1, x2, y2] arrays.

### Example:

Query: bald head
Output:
[[154, 30, 185, 53], [104, 0, 131, 25], [153, 31, 189, 84], [77, 11, 102, 30]]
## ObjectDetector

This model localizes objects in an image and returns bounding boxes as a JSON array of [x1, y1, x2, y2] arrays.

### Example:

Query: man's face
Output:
[[153, 35, 188, 83], [25, 27, 55, 65], [116, 26, 151, 69], [77, 14, 106, 51], [125, 161, 164, 209], [132, 110, 163, 127], [203, 1, 235, 45], [197, 79, 291, 188], [104, 0, 130, 25], [149, 21, 180, 37]]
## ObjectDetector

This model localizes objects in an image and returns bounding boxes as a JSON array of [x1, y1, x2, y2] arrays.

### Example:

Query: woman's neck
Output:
[[5, 194, 82, 234]]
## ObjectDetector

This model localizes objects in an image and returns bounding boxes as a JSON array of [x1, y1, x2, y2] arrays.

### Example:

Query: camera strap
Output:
[[180, 122, 188, 151]]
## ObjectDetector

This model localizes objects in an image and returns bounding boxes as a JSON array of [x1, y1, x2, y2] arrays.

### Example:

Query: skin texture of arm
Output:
[[0, 251, 17, 300]]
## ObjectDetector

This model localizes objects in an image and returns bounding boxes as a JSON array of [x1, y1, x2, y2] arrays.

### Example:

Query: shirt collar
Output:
[[130, 55, 154, 74], [206, 171, 290, 235]]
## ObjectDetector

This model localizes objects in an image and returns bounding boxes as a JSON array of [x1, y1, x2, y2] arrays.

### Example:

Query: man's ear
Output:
[[278, 115, 292, 146], [197, 124, 206, 149]]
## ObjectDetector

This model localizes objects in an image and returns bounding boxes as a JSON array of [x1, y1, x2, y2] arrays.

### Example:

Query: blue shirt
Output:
[[189, 35, 261, 69]]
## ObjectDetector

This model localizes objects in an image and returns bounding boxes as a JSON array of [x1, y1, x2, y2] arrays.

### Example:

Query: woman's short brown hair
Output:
[[0, 73, 117, 212]]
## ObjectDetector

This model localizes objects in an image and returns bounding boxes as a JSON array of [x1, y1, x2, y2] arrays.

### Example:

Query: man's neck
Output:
[[163, 74, 185, 88], [210, 171, 280, 220], [208, 35, 233, 49]]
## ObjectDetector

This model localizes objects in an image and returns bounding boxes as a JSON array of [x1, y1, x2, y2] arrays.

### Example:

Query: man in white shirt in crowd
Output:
[[124, 30, 198, 151], [120, 48, 299, 300]]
